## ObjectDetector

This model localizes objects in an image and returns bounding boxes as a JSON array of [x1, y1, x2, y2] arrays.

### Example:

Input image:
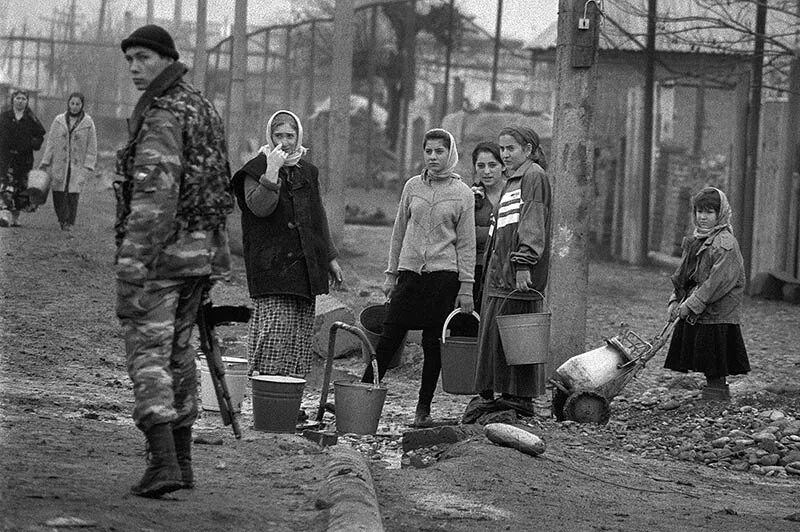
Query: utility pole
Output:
[[228, 0, 248, 167], [777, 0, 800, 273], [174, 0, 183, 29], [441, 0, 455, 121], [193, 0, 208, 91], [327, 0, 355, 249], [490, 0, 503, 102], [548, 0, 601, 375], [638, 0, 656, 265], [741, 0, 768, 281], [97, 0, 107, 41], [146, 0, 155, 24]]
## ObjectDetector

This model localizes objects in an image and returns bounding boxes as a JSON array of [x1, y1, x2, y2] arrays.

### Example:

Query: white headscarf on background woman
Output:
[[258, 109, 308, 167], [422, 128, 460, 180]]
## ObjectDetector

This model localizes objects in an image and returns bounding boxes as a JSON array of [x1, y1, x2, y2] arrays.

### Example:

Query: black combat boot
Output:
[[173, 426, 194, 489], [131, 423, 182, 498]]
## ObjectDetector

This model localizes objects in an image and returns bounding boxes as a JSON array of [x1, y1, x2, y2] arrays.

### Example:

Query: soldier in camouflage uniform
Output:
[[116, 25, 234, 498]]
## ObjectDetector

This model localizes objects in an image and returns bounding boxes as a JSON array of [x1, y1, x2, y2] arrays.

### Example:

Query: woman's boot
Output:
[[131, 423, 182, 498], [173, 426, 194, 489]]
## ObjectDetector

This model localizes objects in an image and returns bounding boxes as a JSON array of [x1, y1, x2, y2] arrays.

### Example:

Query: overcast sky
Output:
[[2, 0, 559, 45]]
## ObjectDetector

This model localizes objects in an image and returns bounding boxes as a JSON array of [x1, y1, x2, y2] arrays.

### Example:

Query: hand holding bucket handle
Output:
[[441, 309, 480, 344]]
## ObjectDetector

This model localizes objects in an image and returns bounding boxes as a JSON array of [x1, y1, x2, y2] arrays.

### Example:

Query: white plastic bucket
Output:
[[199, 356, 248, 413]]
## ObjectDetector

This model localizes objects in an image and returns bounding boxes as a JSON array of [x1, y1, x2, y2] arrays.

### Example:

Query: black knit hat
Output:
[[121, 24, 179, 60]]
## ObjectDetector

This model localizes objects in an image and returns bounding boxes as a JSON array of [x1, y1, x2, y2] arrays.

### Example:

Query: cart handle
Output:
[[441, 308, 480, 344]]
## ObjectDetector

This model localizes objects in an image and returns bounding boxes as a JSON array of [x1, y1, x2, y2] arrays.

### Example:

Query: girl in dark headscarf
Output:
[[0, 89, 46, 227], [664, 187, 749, 401], [40, 92, 98, 231]]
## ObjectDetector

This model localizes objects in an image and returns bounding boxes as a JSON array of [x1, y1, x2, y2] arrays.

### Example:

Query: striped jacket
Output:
[[484, 159, 551, 300]]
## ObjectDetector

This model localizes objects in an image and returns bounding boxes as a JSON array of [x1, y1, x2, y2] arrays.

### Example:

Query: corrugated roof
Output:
[[526, 0, 795, 55]]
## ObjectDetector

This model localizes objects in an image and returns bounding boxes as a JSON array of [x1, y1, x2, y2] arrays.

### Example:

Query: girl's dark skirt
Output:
[[664, 320, 750, 378], [474, 295, 546, 398]]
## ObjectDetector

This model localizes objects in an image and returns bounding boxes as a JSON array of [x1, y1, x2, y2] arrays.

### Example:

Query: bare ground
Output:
[[1, 179, 799, 532]]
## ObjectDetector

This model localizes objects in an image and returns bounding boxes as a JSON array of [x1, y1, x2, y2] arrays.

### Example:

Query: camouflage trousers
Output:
[[116, 276, 207, 432]]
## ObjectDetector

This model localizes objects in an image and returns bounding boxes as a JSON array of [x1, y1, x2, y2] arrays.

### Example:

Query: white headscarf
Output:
[[258, 109, 308, 167], [422, 128, 460, 180]]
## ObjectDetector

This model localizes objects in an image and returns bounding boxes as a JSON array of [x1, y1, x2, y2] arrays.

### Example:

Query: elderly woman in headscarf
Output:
[[663, 186, 749, 401], [0, 88, 46, 227], [231, 110, 343, 379], [40, 92, 98, 231], [465, 125, 551, 422], [361, 127, 476, 427]]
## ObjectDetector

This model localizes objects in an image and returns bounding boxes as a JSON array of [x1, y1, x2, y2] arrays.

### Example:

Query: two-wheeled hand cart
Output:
[[550, 320, 676, 424]]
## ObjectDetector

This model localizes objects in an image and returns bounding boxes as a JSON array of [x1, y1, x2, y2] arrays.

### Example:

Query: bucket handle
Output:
[[497, 288, 548, 316], [441, 308, 480, 344]]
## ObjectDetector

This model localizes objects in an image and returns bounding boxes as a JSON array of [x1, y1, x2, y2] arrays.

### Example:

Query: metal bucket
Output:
[[496, 290, 550, 365], [26, 169, 51, 206], [358, 303, 404, 369], [333, 380, 388, 435], [250, 375, 306, 433], [440, 309, 480, 395], [199, 356, 248, 413]]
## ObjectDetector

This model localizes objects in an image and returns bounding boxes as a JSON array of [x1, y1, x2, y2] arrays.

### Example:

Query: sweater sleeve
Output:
[[510, 167, 549, 271], [385, 179, 412, 277], [685, 234, 742, 316], [242, 173, 281, 217], [455, 186, 476, 293], [84, 117, 98, 170], [311, 165, 338, 261]]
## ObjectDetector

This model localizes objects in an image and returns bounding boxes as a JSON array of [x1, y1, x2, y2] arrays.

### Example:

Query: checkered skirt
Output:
[[248, 295, 315, 376]]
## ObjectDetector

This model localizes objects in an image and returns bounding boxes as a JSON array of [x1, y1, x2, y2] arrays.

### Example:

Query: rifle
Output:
[[195, 296, 252, 440]]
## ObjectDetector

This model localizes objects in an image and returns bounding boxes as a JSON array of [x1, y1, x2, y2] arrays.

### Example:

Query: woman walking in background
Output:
[[362, 127, 476, 427], [232, 110, 343, 379], [467, 126, 551, 421], [0, 89, 46, 227], [40, 92, 98, 231]]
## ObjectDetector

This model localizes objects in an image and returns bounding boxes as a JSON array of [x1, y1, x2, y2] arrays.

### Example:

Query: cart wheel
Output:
[[564, 391, 611, 425], [552, 387, 569, 421]]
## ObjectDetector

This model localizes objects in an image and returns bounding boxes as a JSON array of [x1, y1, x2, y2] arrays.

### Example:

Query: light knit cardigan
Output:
[[385, 173, 476, 295]]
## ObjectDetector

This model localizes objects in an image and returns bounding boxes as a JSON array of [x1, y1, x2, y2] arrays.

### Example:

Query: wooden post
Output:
[[742, 0, 768, 281], [490, 0, 503, 102], [228, 0, 248, 167], [441, 0, 455, 121], [193, 0, 208, 92], [327, 0, 355, 249], [729, 71, 750, 242], [284, 29, 292, 109], [777, 0, 800, 272], [146, 0, 155, 24], [548, 0, 601, 375], [260, 31, 270, 135], [17, 24, 26, 86], [639, 0, 656, 263], [305, 22, 316, 119], [365, 6, 378, 182]]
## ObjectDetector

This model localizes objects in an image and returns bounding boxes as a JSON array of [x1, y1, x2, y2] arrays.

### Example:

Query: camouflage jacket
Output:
[[115, 62, 233, 283]]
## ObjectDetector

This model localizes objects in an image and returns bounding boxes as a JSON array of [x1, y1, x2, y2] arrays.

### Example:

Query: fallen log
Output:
[[484, 423, 546, 456]]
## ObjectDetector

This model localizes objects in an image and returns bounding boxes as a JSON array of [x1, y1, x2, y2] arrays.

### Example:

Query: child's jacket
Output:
[[669, 228, 745, 324]]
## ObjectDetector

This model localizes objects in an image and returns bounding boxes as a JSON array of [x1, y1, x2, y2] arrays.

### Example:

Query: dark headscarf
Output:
[[498, 126, 547, 170]]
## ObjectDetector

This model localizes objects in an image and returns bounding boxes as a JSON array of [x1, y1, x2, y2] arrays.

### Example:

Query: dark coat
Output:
[[0, 107, 46, 176], [232, 153, 337, 301]]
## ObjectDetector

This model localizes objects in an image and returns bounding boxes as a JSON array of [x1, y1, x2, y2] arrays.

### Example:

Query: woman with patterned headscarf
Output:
[[361, 127, 476, 428], [0, 88, 46, 227], [664, 186, 750, 401], [232, 110, 343, 382]]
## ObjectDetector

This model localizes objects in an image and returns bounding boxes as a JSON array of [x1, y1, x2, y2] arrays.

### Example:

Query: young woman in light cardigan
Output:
[[361, 128, 476, 427]]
